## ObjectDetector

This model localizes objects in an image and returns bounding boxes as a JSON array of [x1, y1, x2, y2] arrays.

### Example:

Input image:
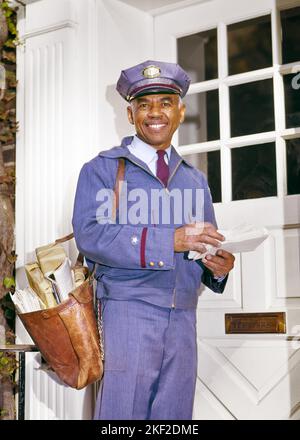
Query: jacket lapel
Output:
[[99, 137, 194, 185]]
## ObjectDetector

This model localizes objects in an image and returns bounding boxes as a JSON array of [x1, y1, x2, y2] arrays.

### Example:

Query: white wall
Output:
[[96, 0, 154, 152]]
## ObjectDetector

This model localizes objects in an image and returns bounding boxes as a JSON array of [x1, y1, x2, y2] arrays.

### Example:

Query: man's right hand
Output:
[[174, 222, 225, 253]]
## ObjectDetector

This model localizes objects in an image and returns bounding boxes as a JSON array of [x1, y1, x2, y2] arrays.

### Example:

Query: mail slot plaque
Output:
[[225, 312, 286, 334]]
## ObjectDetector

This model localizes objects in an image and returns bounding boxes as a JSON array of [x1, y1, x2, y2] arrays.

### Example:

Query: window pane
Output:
[[230, 79, 275, 137], [284, 74, 300, 128], [286, 139, 300, 195], [177, 29, 218, 82], [228, 15, 272, 75], [179, 90, 219, 145], [184, 150, 221, 203], [232, 143, 277, 200], [281, 7, 300, 65]]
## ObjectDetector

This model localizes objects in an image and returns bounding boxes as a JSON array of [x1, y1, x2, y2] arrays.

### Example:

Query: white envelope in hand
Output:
[[188, 224, 269, 260]]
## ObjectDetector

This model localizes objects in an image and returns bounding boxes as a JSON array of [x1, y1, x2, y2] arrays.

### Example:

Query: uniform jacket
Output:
[[72, 136, 228, 309]]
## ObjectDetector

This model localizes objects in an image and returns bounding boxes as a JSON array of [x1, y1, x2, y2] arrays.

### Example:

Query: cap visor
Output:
[[130, 86, 181, 101]]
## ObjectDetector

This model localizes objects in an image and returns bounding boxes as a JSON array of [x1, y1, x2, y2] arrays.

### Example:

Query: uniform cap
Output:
[[116, 60, 191, 102]]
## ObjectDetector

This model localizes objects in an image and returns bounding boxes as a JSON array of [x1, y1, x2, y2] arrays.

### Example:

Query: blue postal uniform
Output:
[[72, 60, 228, 420]]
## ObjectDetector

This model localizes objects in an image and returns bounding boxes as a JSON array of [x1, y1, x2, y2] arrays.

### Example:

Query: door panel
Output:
[[155, 0, 300, 419]]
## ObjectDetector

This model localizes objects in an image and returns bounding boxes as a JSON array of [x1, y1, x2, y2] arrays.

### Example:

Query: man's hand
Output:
[[202, 249, 235, 278], [174, 222, 235, 278], [174, 222, 225, 253]]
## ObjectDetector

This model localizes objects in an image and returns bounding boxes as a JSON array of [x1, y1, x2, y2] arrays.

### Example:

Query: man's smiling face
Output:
[[127, 93, 186, 150]]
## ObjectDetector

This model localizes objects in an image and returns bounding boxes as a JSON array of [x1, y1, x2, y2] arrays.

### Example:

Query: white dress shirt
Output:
[[128, 135, 171, 175]]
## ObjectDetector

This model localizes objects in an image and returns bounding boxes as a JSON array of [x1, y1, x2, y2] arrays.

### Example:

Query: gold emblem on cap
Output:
[[142, 65, 161, 79]]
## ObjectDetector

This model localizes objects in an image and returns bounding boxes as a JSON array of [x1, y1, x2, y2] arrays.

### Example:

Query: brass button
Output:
[[158, 261, 164, 267], [149, 261, 155, 267]]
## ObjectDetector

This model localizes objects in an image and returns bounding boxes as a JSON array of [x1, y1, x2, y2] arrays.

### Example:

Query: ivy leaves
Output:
[[0, 2, 18, 145], [0, 351, 18, 382], [3, 276, 15, 289], [1, 1, 18, 44]]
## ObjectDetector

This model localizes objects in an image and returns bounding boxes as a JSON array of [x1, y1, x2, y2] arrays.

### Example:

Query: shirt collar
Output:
[[130, 135, 172, 166]]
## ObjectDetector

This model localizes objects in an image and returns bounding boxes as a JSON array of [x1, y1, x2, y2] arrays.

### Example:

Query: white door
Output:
[[155, 0, 300, 420]]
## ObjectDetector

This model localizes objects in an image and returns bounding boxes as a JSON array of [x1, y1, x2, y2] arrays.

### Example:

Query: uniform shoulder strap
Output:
[[112, 158, 125, 221]]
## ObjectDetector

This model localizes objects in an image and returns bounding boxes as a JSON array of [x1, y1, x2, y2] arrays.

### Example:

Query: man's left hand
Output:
[[202, 250, 235, 278]]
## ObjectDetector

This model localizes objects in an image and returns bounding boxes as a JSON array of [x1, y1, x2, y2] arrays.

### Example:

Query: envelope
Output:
[[188, 224, 269, 260]]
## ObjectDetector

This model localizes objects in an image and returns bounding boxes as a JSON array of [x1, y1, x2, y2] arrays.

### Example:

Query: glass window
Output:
[[228, 15, 272, 75], [177, 29, 218, 82], [231, 142, 277, 200], [184, 150, 221, 203], [286, 139, 300, 195], [230, 79, 275, 137], [179, 90, 219, 145], [284, 73, 300, 128], [281, 7, 300, 65]]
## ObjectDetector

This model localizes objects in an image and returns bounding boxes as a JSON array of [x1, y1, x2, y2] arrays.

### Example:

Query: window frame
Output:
[[174, 0, 300, 203]]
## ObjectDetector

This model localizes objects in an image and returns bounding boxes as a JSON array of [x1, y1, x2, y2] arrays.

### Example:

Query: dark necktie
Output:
[[156, 150, 169, 187]]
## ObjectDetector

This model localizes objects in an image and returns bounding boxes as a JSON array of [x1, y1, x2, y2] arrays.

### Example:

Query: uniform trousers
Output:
[[94, 298, 197, 420]]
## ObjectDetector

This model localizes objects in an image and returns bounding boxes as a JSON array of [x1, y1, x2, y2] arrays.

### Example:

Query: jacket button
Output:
[[149, 261, 155, 267], [158, 261, 164, 267], [131, 235, 139, 245]]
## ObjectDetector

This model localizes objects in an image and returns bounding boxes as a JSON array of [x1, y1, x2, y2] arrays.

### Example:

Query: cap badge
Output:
[[142, 65, 161, 79]]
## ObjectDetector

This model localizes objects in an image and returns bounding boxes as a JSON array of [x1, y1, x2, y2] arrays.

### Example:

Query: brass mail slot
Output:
[[225, 312, 286, 334]]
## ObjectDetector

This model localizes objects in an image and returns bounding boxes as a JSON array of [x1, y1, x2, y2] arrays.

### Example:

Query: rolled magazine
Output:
[[45, 257, 75, 302]]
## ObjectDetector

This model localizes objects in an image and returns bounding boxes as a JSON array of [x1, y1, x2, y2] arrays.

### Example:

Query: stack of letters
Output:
[[11, 242, 88, 313]]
